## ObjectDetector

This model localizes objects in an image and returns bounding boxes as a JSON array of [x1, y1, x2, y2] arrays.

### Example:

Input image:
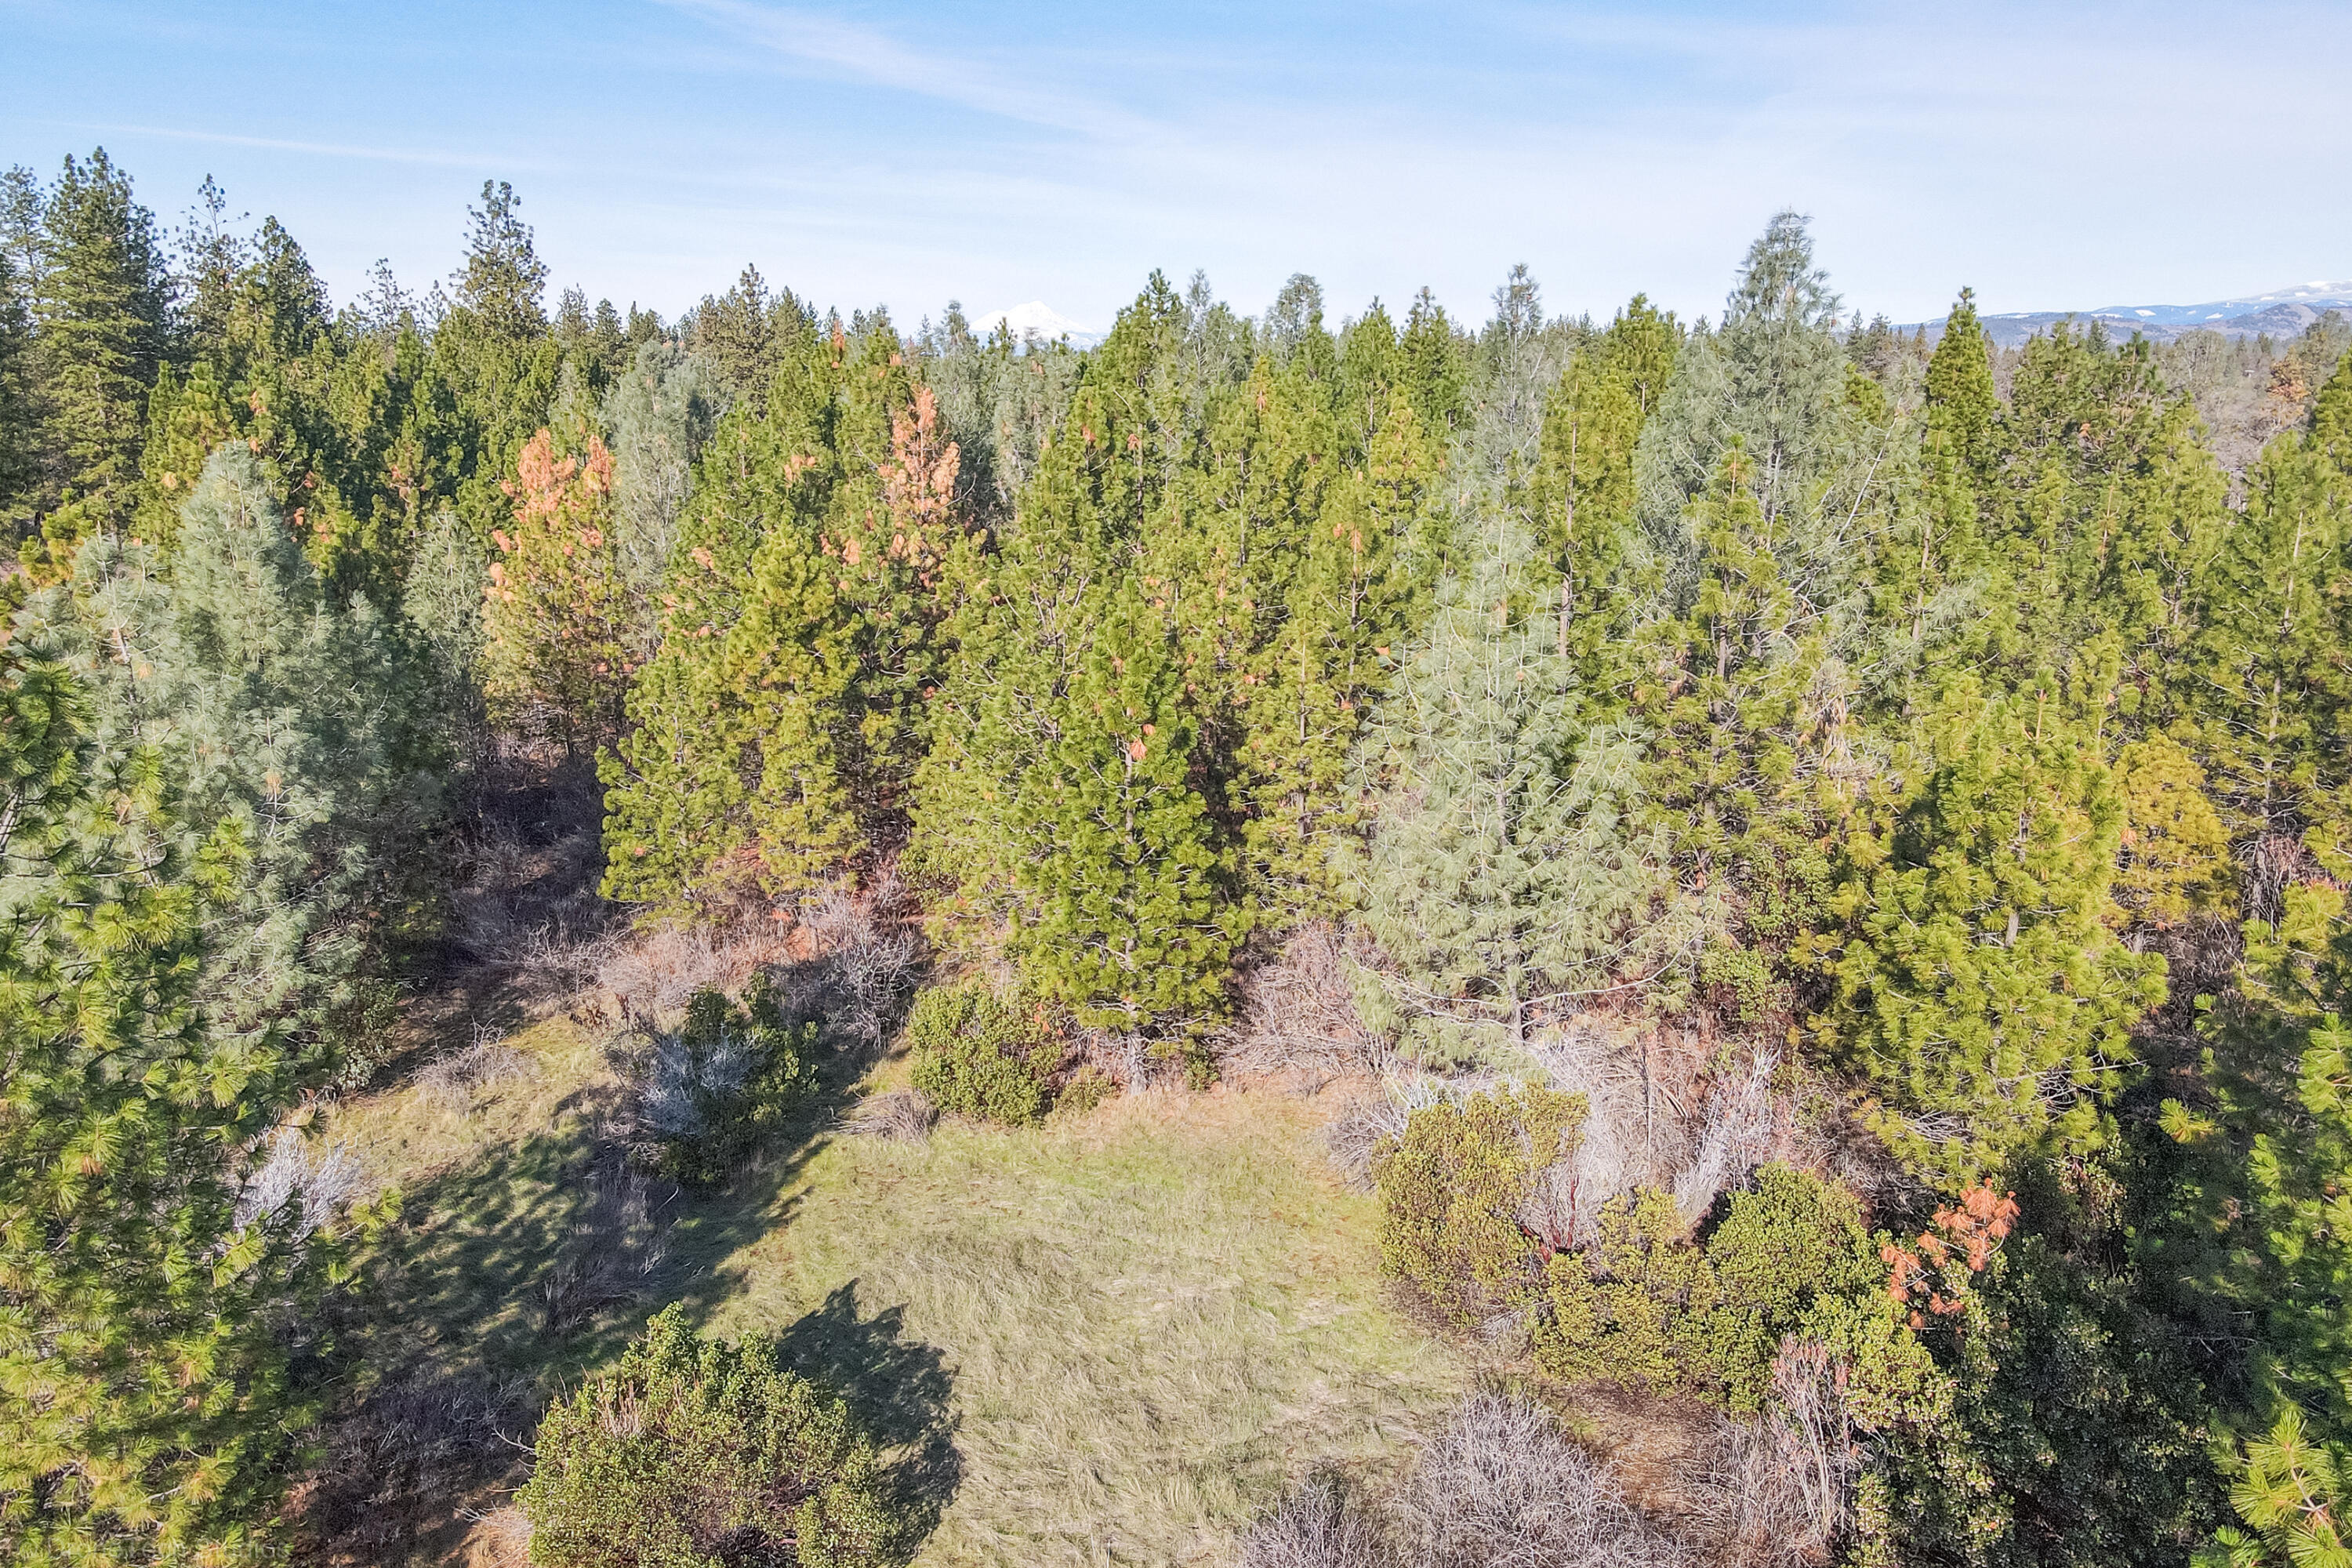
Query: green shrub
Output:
[[1536, 1165, 1878, 1411], [1374, 1083, 1584, 1326], [518, 1305, 895, 1567], [639, 976, 816, 1186], [905, 981, 1062, 1125]]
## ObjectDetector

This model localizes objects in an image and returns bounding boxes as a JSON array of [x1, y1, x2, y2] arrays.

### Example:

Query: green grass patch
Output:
[[331, 1022, 1466, 1565]]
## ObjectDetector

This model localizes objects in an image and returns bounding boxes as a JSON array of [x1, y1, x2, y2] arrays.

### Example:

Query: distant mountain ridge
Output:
[[1905, 280, 2352, 347]]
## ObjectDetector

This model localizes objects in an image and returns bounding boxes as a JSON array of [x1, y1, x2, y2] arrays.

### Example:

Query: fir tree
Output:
[[1632, 212, 1864, 608], [0, 242, 34, 523]]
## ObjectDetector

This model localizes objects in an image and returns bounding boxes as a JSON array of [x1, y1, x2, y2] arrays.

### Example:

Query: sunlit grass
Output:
[[711, 1088, 1468, 1565], [330, 1022, 1466, 1565]]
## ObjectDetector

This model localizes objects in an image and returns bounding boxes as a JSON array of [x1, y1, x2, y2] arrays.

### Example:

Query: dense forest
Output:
[[5, 147, 2352, 1568]]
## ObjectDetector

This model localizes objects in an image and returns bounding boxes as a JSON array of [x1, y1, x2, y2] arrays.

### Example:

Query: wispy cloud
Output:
[[652, 0, 1162, 143], [59, 121, 541, 172]]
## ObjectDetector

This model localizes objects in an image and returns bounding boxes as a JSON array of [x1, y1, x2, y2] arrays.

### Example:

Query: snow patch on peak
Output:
[[972, 301, 1100, 346]]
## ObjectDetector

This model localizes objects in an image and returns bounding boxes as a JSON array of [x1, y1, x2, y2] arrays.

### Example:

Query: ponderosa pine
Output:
[[21, 151, 168, 573]]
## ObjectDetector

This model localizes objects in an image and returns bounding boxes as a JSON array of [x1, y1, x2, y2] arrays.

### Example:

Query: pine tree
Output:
[[913, 498, 1236, 1036], [1638, 441, 1848, 1022], [2206, 1406, 2352, 1568], [601, 504, 856, 912], [1967, 323, 2225, 720], [818, 321, 955, 844], [599, 385, 858, 913], [0, 644, 373, 1565], [1864, 292, 1995, 695], [482, 427, 632, 750], [914, 279, 1243, 1038], [1348, 507, 1681, 1064], [26, 446, 432, 1055], [1529, 333, 1646, 685], [686, 263, 818, 413], [1605, 293, 1679, 419], [453, 180, 547, 342], [22, 150, 168, 571], [1925, 289, 1998, 470], [2174, 889, 2352, 1566], [1399, 285, 1468, 437], [1237, 385, 1445, 916], [132, 358, 238, 545], [1814, 684, 2165, 1181], [2180, 351, 2352, 909]]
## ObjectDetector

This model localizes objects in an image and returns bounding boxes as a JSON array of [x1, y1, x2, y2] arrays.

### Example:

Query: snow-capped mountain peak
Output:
[[972, 301, 1101, 346]]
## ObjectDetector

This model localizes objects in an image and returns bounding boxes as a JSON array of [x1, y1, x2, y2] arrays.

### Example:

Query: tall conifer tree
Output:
[[22, 151, 167, 572], [1349, 508, 1680, 1063]]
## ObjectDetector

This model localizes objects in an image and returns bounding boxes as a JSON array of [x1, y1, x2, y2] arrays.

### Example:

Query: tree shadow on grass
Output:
[[379, 1119, 829, 1381], [771, 1281, 962, 1556]]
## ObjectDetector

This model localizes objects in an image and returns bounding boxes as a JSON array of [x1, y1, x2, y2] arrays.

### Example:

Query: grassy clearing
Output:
[[327, 1017, 1467, 1566]]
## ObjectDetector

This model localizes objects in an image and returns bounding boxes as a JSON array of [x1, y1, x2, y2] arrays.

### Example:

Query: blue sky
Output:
[[8, 0, 2349, 331]]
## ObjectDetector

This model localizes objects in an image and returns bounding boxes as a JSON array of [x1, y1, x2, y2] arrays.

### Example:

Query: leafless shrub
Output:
[[1323, 1091, 1411, 1192], [463, 1505, 535, 1566], [1073, 1025, 1152, 1092], [416, 1027, 539, 1116], [840, 1088, 935, 1143], [1240, 1475, 1392, 1568], [1323, 1069, 1508, 1191], [448, 809, 615, 1004], [510, 916, 616, 999], [540, 1153, 671, 1334], [1242, 1396, 1696, 1568], [1671, 1051, 1780, 1229], [597, 922, 791, 1029], [237, 1127, 362, 1231], [1230, 921, 1389, 1076], [2245, 830, 2317, 927], [1393, 1393, 1695, 1568], [630, 1016, 760, 1150], [799, 873, 924, 1047], [1524, 1030, 1693, 1250], [295, 1368, 535, 1563], [1687, 1340, 1860, 1567], [2145, 913, 2244, 1004]]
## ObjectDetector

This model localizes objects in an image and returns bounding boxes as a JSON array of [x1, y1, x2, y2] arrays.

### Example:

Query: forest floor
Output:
[[316, 974, 1470, 1566]]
